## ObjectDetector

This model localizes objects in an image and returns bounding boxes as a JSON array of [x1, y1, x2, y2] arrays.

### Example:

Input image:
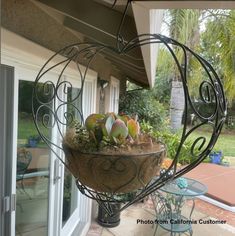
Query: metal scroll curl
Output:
[[32, 34, 227, 216]]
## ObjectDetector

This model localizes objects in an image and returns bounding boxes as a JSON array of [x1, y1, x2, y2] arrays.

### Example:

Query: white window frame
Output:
[[1, 28, 96, 236], [59, 75, 96, 236], [108, 76, 120, 113]]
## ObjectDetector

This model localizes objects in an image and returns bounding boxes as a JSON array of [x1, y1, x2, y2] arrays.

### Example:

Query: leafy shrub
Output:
[[151, 129, 198, 165], [119, 89, 168, 131], [140, 120, 190, 162]]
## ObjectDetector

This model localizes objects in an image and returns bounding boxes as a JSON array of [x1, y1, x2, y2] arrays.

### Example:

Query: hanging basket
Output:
[[32, 31, 227, 213], [62, 142, 166, 193]]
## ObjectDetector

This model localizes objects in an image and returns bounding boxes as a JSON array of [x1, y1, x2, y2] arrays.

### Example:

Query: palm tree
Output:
[[157, 10, 235, 130], [201, 10, 235, 106], [164, 10, 201, 130]]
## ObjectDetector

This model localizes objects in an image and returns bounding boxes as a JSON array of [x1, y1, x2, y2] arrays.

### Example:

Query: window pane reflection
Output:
[[16, 80, 50, 236], [62, 87, 80, 226]]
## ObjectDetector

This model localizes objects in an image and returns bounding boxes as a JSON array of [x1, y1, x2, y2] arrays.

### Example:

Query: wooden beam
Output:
[[37, 0, 138, 41], [64, 16, 144, 65], [36, 0, 149, 86], [64, 16, 117, 47]]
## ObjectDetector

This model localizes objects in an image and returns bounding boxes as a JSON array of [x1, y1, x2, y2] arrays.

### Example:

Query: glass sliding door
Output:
[[62, 86, 81, 226], [15, 74, 96, 236], [0, 64, 15, 236], [60, 82, 83, 235], [2, 29, 97, 236], [62, 169, 77, 226], [16, 80, 50, 236], [60, 79, 96, 236]]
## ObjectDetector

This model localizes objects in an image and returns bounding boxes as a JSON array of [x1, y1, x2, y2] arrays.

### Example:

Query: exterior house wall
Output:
[[2, 0, 80, 54], [1, 0, 123, 234], [1, 28, 98, 236]]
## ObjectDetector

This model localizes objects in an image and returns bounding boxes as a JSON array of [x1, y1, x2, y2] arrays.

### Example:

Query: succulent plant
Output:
[[110, 119, 128, 143], [65, 112, 158, 153], [85, 114, 105, 131], [84, 113, 139, 145], [127, 117, 139, 139]]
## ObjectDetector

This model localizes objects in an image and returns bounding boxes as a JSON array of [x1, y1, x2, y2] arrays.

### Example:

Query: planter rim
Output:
[[62, 142, 165, 157]]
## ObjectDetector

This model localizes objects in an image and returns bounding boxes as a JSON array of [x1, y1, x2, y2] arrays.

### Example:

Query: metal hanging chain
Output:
[[114, 0, 132, 51], [111, 0, 118, 9]]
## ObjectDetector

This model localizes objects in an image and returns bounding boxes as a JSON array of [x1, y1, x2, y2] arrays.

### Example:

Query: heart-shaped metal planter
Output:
[[32, 34, 227, 212]]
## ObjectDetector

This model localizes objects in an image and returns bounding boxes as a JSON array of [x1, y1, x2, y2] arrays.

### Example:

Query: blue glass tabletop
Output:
[[160, 177, 207, 197]]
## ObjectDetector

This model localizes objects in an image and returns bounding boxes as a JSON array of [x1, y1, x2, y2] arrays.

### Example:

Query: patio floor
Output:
[[87, 161, 235, 236], [86, 199, 235, 236], [184, 163, 235, 207]]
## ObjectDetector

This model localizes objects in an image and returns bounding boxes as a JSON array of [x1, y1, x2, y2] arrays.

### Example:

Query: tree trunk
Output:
[[170, 80, 185, 131]]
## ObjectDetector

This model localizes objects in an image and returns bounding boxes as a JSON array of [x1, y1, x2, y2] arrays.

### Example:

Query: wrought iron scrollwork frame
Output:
[[32, 1, 227, 216]]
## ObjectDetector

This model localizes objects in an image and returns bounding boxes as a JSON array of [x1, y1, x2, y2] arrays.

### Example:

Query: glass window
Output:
[[109, 78, 120, 113]]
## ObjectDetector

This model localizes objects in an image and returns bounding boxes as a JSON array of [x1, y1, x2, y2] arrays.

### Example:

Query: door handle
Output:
[[53, 159, 61, 184]]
